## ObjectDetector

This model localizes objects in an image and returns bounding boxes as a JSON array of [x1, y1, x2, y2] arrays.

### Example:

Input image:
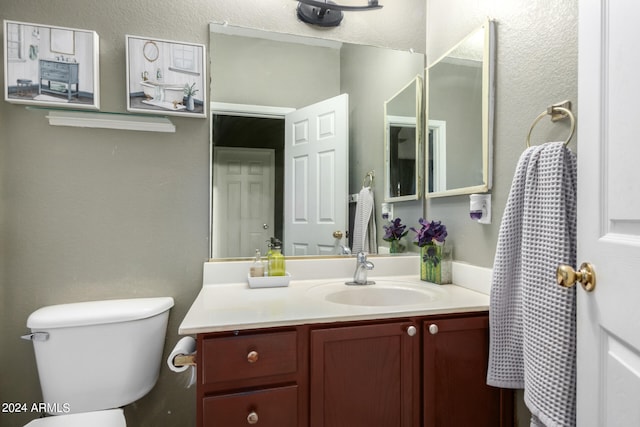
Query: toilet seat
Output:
[[24, 408, 125, 427]]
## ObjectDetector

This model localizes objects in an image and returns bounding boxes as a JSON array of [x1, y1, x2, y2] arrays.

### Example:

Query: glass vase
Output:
[[420, 242, 452, 284], [390, 239, 400, 254]]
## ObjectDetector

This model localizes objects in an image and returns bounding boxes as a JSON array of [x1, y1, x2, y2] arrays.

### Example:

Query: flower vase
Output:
[[186, 95, 195, 111], [420, 242, 452, 284], [390, 239, 400, 254]]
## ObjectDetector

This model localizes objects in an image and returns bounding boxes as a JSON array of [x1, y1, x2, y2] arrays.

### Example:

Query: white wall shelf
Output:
[[26, 107, 176, 132]]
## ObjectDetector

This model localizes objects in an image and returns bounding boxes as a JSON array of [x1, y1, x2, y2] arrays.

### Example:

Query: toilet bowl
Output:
[[22, 297, 174, 426]]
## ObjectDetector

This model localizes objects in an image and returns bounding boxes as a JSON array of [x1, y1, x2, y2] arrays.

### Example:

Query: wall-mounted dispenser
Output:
[[381, 202, 393, 221], [470, 194, 491, 224]]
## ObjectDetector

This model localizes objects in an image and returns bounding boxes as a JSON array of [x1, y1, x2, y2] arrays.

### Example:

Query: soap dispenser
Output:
[[268, 239, 286, 276], [249, 249, 264, 277]]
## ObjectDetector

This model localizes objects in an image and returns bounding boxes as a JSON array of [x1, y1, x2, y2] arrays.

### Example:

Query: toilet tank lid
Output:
[[27, 297, 175, 329]]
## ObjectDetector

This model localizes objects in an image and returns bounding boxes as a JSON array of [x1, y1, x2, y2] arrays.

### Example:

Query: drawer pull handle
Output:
[[428, 324, 439, 335], [247, 411, 259, 424], [247, 350, 259, 363], [406, 325, 417, 336]]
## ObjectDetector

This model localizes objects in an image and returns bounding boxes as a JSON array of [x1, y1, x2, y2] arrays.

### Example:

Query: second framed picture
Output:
[[126, 35, 206, 118]]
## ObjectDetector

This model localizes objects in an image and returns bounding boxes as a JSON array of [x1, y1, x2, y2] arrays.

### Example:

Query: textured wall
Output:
[[426, 0, 578, 269], [0, 1, 424, 426], [426, 2, 577, 424]]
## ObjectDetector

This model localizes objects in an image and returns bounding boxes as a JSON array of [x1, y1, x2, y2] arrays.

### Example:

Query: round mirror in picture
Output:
[[143, 40, 159, 62]]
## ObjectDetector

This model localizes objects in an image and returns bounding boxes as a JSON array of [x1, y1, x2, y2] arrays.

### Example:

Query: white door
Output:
[[284, 94, 348, 256], [212, 147, 275, 258], [577, 2, 640, 425]]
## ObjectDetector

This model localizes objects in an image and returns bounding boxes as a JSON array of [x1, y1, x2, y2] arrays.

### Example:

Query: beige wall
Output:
[[0, 1, 424, 426]]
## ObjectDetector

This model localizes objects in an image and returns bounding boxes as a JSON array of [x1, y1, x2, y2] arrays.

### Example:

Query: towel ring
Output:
[[362, 171, 374, 187], [526, 106, 576, 148]]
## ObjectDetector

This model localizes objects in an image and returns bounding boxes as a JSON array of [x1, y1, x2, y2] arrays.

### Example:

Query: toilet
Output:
[[22, 297, 175, 426]]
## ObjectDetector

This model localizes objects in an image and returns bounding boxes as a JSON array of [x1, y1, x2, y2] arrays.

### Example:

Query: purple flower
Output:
[[411, 218, 448, 247], [383, 217, 408, 242]]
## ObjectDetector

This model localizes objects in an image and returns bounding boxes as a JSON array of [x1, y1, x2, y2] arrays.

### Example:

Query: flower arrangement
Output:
[[411, 218, 450, 283], [411, 218, 447, 248], [383, 217, 408, 253]]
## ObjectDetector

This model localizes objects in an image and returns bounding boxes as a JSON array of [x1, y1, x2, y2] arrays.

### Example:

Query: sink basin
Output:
[[307, 281, 442, 307]]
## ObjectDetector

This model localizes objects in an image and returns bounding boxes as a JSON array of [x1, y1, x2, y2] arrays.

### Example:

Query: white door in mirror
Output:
[[284, 94, 348, 256]]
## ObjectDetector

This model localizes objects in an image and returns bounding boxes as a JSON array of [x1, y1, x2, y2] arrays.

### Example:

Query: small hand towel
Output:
[[487, 141, 577, 427], [352, 186, 377, 254]]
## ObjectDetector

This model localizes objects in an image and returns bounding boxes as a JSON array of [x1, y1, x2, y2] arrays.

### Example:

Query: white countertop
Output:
[[178, 274, 490, 335]]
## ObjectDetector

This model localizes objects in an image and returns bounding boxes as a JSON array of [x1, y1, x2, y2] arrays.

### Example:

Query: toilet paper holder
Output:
[[173, 353, 196, 367]]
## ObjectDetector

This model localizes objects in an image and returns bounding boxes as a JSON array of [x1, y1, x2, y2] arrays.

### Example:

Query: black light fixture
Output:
[[296, 0, 383, 27]]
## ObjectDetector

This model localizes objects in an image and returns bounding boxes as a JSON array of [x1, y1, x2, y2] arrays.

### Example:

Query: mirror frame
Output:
[[425, 19, 495, 198], [383, 75, 424, 202]]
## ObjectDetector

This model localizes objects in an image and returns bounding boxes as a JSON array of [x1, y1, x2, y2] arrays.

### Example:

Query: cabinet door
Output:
[[423, 314, 512, 427], [310, 321, 419, 427]]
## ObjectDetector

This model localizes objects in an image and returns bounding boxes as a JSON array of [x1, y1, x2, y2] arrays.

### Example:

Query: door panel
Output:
[[285, 94, 348, 256], [578, 1, 640, 425], [213, 147, 275, 258]]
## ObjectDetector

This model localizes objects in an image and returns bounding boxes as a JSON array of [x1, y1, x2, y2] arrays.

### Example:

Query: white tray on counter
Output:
[[247, 272, 291, 288]]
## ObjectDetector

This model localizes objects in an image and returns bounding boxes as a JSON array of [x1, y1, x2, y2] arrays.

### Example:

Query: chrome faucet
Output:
[[347, 252, 375, 285]]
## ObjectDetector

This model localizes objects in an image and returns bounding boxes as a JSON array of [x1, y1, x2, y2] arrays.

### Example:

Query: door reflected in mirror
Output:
[[426, 19, 495, 197], [384, 76, 423, 202]]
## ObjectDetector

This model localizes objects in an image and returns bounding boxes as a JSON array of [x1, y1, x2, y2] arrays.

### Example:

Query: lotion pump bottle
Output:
[[249, 249, 264, 277], [268, 239, 286, 276]]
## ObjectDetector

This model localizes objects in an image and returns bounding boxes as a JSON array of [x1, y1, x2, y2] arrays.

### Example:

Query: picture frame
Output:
[[126, 35, 206, 118], [3, 20, 100, 110]]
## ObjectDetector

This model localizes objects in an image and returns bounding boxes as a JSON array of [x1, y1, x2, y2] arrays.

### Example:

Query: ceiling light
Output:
[[296, 0, 383, 27]]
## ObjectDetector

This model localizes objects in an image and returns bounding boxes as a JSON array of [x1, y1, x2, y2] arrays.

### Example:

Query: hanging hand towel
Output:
[[487, 141, 577, 427], [352, 186, 377, 254]]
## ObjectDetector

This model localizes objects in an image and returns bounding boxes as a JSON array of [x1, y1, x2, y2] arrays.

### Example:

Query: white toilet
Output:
[[22, 297, 175, 426]]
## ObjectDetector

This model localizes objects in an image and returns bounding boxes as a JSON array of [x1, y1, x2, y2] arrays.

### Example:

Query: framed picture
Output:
[[126, 35, 206, 118], [3, 20, 100, 110]]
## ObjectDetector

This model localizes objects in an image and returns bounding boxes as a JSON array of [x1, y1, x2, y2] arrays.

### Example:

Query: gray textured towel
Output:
[[487, 141, 577, 427], [352, 186, 377, 254]]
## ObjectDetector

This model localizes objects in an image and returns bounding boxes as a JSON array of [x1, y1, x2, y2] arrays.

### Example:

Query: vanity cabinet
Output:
[[196, 313, 512, 427], [423, 314, 513, 427], [39, 59, 79, 101], [309, 320, 420, 427]]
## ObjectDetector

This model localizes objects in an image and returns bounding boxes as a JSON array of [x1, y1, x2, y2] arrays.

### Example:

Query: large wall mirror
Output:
[[384, 75, 424, 202], [426, 19, 495, 198], [209, 23, 425, 259]]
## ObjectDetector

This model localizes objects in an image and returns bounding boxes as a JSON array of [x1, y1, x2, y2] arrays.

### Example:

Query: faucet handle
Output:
[[356, 252, 367, 262]]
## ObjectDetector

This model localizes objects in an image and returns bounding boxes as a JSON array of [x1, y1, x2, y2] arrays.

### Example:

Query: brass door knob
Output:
[[557, 262, 596, 292], [333, 230, 344, 239]]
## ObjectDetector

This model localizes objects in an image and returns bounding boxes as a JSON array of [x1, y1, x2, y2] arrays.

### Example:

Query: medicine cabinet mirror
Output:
[[426, 19, 495, 197], [384, 75, 423, 202]]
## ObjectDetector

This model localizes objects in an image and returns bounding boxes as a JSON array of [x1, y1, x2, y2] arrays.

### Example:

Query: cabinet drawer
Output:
[[202, 330, 297, 384], [41, 70, 68, 81], [203, 384, 298, 427]]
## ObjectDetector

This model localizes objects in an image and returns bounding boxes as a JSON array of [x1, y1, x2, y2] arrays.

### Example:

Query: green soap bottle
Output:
[[268, 239, 286, 276], [264, 238, 275, 276]]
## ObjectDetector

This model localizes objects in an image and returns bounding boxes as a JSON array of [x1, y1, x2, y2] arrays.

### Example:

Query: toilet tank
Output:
[[25, 297, 174, 415]]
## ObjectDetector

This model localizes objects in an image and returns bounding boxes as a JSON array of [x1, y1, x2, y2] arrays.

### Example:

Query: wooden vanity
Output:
[[195, 313, 512, 427], [181, 258, 514, 427]]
